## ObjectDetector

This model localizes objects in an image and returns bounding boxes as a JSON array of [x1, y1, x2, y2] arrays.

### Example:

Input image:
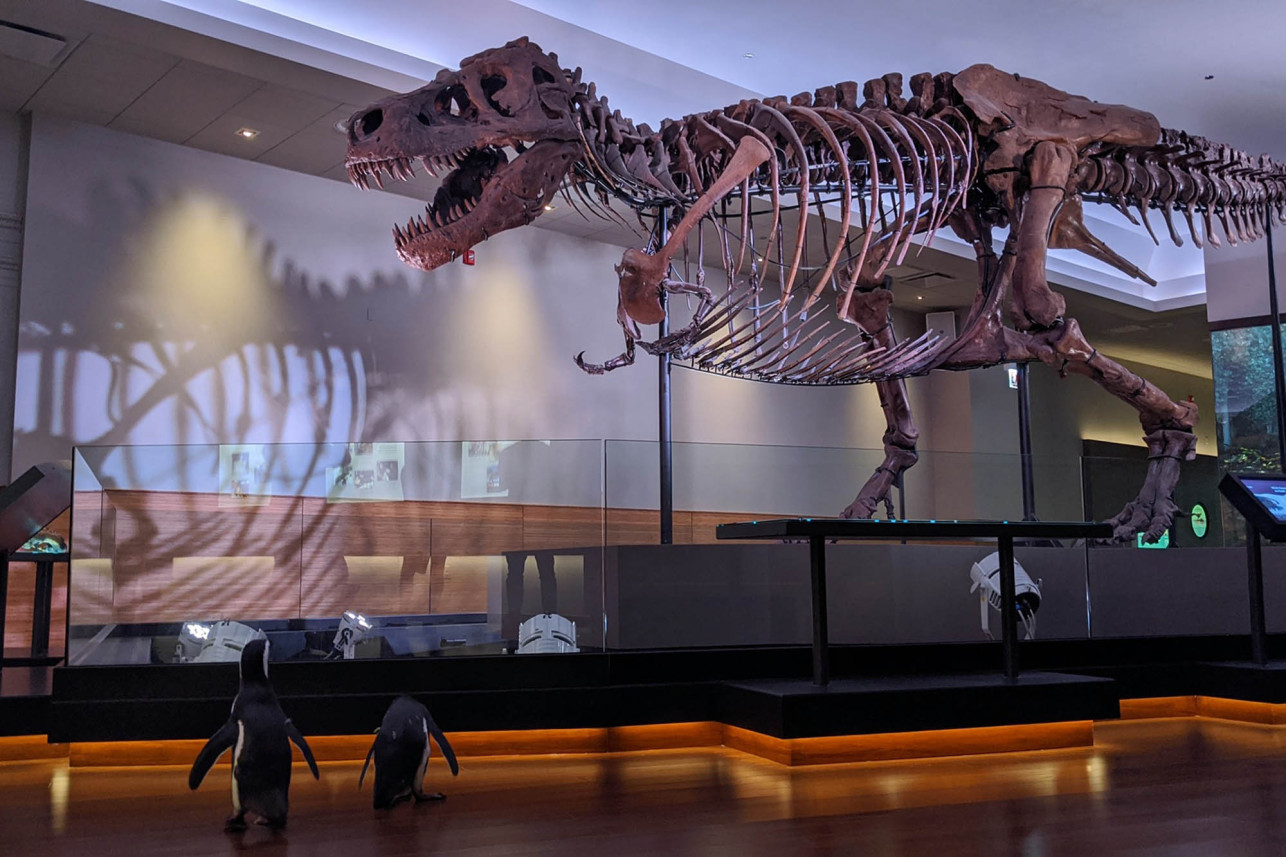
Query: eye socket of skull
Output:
[[481, 73, 511, 116]]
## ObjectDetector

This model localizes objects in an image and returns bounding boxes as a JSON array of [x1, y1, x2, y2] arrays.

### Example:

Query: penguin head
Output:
[[239, 636, 270, 685]]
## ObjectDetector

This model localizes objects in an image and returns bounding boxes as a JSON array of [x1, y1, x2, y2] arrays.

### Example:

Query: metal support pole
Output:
[[1016, 362, 1037, 521], [998, 535, 1019, 681], [0, 550, 7, 670], [1248, 527, 1268, 666], [809, 535, 830, 686], [658, 207, 674, 545], [31, 559, 53, 658], [1267, 220, 1286, 471]]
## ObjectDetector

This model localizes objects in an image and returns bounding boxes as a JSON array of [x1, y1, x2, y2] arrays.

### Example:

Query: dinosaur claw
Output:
[[574, 352, 605, 375]]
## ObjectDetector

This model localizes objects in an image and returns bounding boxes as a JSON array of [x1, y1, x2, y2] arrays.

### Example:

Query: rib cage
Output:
[[567, 77, 976, 384]]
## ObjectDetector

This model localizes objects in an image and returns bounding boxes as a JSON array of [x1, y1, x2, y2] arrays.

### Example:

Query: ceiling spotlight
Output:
[[1204, 74, 1215, 80], [917, 295, 923, 300], [544, 203, 557, 211], [236, 127, 260, 140], [744, 52, 755, 59]]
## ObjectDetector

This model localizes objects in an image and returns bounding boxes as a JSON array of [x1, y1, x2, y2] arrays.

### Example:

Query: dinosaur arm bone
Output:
[[614, 136, 772, 327]]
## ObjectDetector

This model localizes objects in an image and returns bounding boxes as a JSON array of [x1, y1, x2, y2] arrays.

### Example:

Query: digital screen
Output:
[[1242, 478, 1286, 522]]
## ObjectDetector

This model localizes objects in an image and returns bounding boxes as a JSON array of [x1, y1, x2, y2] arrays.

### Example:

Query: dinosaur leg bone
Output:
[[1012, 319, 1198, 542], [1009, 141, 1074, 330], [835, 287, 920, 519]]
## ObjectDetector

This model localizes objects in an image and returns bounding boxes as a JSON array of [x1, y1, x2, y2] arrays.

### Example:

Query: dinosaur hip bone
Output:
[[348, 39, 1286, 541]]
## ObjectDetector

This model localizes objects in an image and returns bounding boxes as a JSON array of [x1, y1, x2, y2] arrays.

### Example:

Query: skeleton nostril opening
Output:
[[416, 111, 432, 126], [360, 109, 383, 136]]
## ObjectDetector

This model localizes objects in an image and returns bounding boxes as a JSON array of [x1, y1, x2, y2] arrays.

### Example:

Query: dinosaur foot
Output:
[[841, 489, 895, 521], [1104, 428, 1196, 543]]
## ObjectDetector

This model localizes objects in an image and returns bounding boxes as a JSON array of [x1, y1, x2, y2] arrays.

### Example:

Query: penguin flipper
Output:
[[428, 721, 460, 777], [358, 734, 378, 788], [285, 719, 320, 780], [189, 720, 238, 790]]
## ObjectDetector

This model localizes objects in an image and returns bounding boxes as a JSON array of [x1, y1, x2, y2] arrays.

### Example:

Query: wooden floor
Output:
[[4, 718, 1286, 855]]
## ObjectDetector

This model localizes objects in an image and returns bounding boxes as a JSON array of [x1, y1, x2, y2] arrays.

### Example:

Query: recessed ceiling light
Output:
[[916, 295, 923, 300], [744, 52, 755, 59], [1204, 74, 1215, 80], [235, 127, 260, 140], [544, 203, 557, 211]]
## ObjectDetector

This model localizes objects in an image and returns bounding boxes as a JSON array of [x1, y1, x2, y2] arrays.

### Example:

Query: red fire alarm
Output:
[[463, 249, 475, 266]]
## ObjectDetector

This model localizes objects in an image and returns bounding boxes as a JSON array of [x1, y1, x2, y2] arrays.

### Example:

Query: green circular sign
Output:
[[1190, 503, 1209, 538]]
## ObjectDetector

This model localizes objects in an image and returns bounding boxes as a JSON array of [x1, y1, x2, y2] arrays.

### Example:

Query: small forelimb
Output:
[[575, 336, 635, 374], [576, 297, 641, 374]]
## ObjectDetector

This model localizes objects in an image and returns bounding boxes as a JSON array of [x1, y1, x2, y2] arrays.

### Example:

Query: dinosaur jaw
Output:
[[347, 140, 580, 272]]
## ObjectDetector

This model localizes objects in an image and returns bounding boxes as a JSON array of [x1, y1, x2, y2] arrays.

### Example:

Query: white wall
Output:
[[16, 115, 899, 507]]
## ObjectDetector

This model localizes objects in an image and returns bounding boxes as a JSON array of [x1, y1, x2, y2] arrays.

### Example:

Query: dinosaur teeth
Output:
[[421, 156, 436, 177]]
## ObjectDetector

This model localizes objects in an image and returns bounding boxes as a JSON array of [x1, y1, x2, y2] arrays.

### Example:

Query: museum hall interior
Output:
[[2, 1, 1286, 852]]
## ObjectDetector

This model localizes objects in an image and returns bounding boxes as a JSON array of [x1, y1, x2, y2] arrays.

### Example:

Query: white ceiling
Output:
[[2, 0, 1270, 375]]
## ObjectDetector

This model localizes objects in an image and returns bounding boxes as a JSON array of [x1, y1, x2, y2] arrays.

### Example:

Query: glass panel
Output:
[[602, 440, 1091, 649], [1081, 452, 1228, 547], [67, 440, 605, 665], [1211, 324, 1283, 544]]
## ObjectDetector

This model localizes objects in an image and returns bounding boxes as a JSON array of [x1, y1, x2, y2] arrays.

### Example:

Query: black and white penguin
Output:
[[359, 695, 459, 809], [188, 636, 320, 831]]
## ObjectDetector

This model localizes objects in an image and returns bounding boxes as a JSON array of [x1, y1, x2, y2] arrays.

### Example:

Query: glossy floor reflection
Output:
[[4, 719, 1286, 855]]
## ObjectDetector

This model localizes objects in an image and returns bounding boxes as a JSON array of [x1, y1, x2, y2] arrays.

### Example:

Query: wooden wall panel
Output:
[[45, 490, 791, 631]]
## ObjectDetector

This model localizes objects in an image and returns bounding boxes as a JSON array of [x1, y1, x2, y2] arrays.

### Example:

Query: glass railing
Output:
[[65, 439, 1280, 664], [69, 440, 606, 666]]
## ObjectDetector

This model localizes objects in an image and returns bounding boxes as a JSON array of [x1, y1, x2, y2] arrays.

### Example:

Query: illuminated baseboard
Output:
[[1119, 695, 1286, 724], [35, 720, 1089, 768], [0, 735, 69, 761], [13, 697, 1286, 768], [723, 722, 1094, 766]]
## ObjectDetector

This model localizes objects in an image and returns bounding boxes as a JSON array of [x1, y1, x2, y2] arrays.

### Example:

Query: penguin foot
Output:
[[414, 791, 447, 802], [224, 813, 248, 833], [257, 816, 288, 831]]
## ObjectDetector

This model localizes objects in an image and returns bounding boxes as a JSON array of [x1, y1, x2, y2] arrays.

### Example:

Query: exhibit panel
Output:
[[66, 439, 607, 665]]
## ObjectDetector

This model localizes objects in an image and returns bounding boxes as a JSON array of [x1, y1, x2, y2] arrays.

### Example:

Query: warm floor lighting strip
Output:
[[11, 697, 1286, 768]]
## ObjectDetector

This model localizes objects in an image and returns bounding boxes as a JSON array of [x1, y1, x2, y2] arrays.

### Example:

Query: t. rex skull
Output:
[[345, 37, 582, 270]]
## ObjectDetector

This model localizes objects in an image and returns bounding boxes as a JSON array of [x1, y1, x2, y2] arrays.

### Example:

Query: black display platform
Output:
[[0, 666, 52, 736], [717, 518, 1111, 685], [719, 672, 1119, 739], [1198, 661, 1286, 704]]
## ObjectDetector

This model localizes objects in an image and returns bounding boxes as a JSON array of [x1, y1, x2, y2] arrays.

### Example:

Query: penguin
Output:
[[359, 695, 459, 809], [188, 636, 320, 831]]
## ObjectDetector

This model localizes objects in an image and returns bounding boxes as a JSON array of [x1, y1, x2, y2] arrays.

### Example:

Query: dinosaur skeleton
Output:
[[345, 38, 1286, 542]]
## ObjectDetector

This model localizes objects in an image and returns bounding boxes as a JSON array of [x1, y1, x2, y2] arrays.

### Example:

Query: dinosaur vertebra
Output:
[[346, 37, 1286, 542]]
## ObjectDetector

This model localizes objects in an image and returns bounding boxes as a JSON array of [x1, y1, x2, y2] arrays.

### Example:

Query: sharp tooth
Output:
[[393, 224, 403, 243], [420, 157, 436, 177], [463, 198, 474, 212]]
